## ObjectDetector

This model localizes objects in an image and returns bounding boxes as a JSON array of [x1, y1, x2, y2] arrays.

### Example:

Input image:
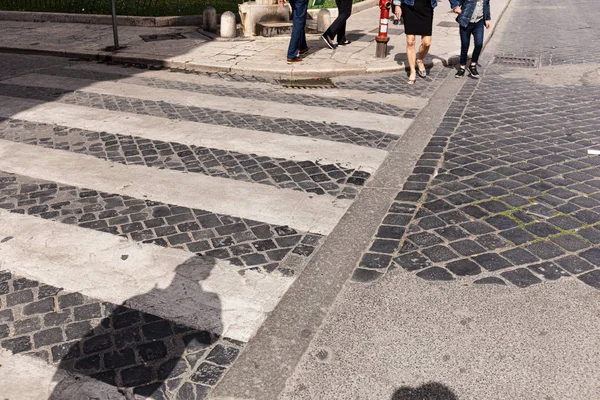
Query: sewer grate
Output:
[[437, 21, 457, 28], [140, 33, 187, 42], [278, 78, 336, 89], [492, 56, 540, 68]]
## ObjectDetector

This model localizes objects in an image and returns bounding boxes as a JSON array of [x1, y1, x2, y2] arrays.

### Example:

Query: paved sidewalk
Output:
[[0, 0, 509, 78]]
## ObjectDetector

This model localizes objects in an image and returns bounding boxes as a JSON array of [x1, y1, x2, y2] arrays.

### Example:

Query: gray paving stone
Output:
[[445, 259, 481, 276], [578, 270, 600, 290], [416, 267, 454, 281], [501, 268, 543, 288], [473, 277, 506, 285], [351, 268, 385, 283], [528, 262, 570, 281]]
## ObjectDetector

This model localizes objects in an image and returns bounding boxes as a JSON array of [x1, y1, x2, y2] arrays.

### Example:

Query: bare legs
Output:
[[417, 36, 431, 74], [406, 34, 432, 83]]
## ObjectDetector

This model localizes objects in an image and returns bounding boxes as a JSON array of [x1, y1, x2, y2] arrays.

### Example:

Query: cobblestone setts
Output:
[[334, 66, 447, 100], [493, 0, 600, 67], [0, 84, 398, 150], [0, 268, 239, 399], [40, 67, 409, 118], [0, 171, 322, 275], [0, 119, 368, 200], [353, 66, 600, 290]]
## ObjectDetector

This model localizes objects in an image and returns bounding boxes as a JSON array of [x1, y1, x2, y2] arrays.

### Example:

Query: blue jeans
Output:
[[459, 19, 484, 66], [287, 0, 308, 59]]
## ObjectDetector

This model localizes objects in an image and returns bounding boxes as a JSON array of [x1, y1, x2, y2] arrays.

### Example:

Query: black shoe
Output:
[[468, 64, 480, 78], [338, 40, 352, 46], [455, 67, 466, 78], [321, 34, 337, 50]]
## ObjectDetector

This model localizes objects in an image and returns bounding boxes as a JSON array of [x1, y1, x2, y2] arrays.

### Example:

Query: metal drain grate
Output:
[[140, 33, 187, 42], [278, 78, 336, 89], [437, 21, 458, 28], [492, 56, 539, 68]]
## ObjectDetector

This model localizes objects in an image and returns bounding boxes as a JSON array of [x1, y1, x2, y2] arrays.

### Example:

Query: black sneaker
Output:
[[468, 64, 480, 78], [455, 67, 466, 78], [321, 34, 337, 50]]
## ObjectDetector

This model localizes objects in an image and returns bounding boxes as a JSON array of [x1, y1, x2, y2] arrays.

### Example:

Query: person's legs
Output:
[[467, 20, 484, 77], [325, 0, 352, 41], [417, 36, 432, 61], [459, 23, 473, 68], [287, 0, 308, 59], [416, 35, 431, 75], [337, 20, 347, 44], [470, 19, 485, 65], [336, 0, 351, 44], [406, 34, 417, 82]]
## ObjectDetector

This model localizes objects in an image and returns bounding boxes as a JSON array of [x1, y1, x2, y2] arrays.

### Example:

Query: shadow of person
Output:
[[49, 255, 223, 400], [392, 382, 458, 400]]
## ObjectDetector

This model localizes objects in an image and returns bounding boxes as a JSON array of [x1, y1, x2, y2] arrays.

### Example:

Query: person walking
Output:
[[392, 0, 437, 85], [321, 0, 353, 49], [450, 0, 491, 78], [287, 0, 309, 64]]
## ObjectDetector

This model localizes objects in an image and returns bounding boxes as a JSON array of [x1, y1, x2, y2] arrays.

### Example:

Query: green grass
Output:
[[309, 0, 363, 9], [0, 0, 242, 15], [0, 0, 366, 15]]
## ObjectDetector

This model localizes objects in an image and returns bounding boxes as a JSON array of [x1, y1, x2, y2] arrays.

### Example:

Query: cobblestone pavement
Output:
[[0, 53, 445, 399], [354, 0, 600, 290]]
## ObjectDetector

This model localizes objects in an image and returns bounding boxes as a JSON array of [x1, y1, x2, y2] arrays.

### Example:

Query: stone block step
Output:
[[258, 21, 293, 37]]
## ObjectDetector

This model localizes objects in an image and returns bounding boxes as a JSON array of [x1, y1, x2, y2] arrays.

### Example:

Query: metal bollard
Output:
[[375, 0, 391, 58], [111, 0, 119, 50]]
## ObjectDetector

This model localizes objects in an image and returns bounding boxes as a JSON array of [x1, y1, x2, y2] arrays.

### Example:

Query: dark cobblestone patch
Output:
[[41, 67, 409, 118], [351, 49, 600, 290], [0, 119, 368, 200], [334, 66, 448, 98], [0, 84, 397, 150], [0, 269, 243, 399], [0, 171, 322, 274]]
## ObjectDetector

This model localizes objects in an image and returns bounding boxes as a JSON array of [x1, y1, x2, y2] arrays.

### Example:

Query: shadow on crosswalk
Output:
[[392, 382, 458, 400], [48, 255, 225, 399]]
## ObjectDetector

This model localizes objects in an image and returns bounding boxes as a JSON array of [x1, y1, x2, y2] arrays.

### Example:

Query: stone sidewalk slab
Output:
[[0, 0, 509, 78]]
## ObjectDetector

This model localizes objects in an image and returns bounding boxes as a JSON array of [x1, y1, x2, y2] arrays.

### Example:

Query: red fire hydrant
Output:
[[375, 0, 392, 58]]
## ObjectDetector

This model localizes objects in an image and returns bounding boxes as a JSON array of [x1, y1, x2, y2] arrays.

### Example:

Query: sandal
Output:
[[416, 58, 427, 78], [407, 72, 416, 85]]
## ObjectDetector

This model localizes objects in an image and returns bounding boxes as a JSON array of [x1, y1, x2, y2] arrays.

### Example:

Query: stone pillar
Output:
[[317, 9, 331, 33], [203, 7, 217, 33], [220, 11, 237, 38]]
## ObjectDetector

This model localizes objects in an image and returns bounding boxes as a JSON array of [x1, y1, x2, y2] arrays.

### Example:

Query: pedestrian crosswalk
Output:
[[0, 59, 431, 399]]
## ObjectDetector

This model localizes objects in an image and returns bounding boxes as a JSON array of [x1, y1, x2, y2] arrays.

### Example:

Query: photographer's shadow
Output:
[[392, 382, 458, 400], [50, 255, 224, 400]]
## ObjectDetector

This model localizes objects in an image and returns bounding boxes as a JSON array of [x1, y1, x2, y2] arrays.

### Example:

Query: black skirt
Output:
[[401, 0, 434, 36]]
